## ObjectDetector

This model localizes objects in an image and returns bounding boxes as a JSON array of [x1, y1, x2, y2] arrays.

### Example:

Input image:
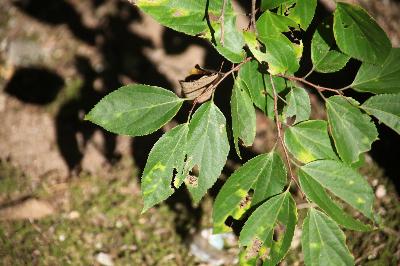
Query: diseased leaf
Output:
[[231, 79, 256, 157], [326, 96, 378, 164], [301, 160, 375, 219], [213, 152, 286, 233], [352, 48, 400, 94], [362, 94, 400, 134], [238, 60, 287, 116], [186, 101, 229, 203], [288, 0, 317, 30], [302, 209, 354, 266], [299, 169, 371, 231], [284, 87, 311, 124], [284, 120, 337, 163], [311, 19, 350, 73], [239, 192, 297, 265], [141, 124, 189, 212], [256, 11, 301, 74], [333, 2, 391, 64], [137, 0, 245, 62], [85, 84, 184, 136]]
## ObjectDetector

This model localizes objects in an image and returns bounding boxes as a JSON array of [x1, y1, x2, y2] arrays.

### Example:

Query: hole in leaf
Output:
[[171, 168, 178, 190]]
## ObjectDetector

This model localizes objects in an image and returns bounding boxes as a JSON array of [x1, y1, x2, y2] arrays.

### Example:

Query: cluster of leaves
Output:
[[86, 0, 400, 265]]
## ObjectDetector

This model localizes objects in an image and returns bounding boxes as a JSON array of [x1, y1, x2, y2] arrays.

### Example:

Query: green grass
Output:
[[0, 161, 194, 265]]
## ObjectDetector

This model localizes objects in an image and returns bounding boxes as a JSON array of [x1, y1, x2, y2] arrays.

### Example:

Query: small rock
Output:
[[58, 234, 66, 242], [95, 252, 114, 266], [6, 40, 42, 66], [375, 185, 387, 199], [0, 198, 55, 220], [68, 211, 80, 220]]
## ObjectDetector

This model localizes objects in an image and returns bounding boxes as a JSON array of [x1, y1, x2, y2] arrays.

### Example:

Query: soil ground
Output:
[[0, 0, 399, 265]]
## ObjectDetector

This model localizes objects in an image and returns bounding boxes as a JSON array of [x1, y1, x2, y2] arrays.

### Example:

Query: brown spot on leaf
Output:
[[246, 237, 263, 259], [186, 175, 198, 187], [239, 194, 251, 209], [208, 12, 219, 22]]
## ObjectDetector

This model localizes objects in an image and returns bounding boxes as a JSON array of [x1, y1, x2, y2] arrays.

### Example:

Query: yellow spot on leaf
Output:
[[348, 180, 354, 185], [310, 242, 319, 249], [298, 150, 315, 163], [357, 197, 365, 204], [153, 162, 166, 171], [236, 189, 248, 198]]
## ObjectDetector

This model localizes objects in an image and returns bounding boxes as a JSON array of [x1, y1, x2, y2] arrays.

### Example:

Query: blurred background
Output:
[[0, 0, 399, 265]]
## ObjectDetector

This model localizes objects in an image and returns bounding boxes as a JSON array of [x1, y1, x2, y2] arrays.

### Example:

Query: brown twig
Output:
[[187, 57, 252, 121], [278, 74, 343, 95], [219, 0, 227, 46], [270, 75, 304, 198], [251, 0, 257, 35]]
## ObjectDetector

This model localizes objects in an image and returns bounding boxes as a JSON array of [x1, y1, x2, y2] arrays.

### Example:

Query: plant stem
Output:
[[251, 0, 257, 35], [219, 0, 227, 46], [270, 75, 304, 198], [279, 74, 343, 95], [303, 67, 315, 79]]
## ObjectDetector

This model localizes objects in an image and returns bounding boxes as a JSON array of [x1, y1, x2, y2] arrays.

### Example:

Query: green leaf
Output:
[[333, 2, 391, 64], [326, 96, 378, 164], [352, 48, 400, 94], [311, 19, 350, 73], [284, 120, 337, 163], [301, 160, 375, 219], [256, 11, 301, 74], [212, 152, 286, 233], [261, 0, 295, 11], [231, 79, 256, 157], [299, 169, 371, 231], [137, 0, 208, 35], [186, 101, 229, 203], [137, 0, 244, 62], [238, 60, 287, 116], [85, 84, 184, 136], [239, 192, 297, 265], [288, 0, 317, 30], [302, 209, 354, 266], [141, 124, 189, 212], [362, 94, 400, 134], [211, 15, 246, 63], [251, 152, 287, 207], [284, 87, 311, 124]]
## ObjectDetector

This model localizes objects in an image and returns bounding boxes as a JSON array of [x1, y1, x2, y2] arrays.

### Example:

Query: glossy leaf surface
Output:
[[239, 192, 296, 265], [299, 169, 371, 231], [362, 94, 400, 134], [333, 2, 391, 64], [85, 84, 184, 136], [302, 209, 354, 266], [284, 87, 311, 124], [352, 48, 400, 94], [141, 124, 189, 212], [284, 120, 337, 163], [231, 79, 256, 157], [186, 102, 229, 203], [213, 152, 286, 233], [311, 19, 350, 73], [301, 160, 374, 219], [326, 96, 378, 164]]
